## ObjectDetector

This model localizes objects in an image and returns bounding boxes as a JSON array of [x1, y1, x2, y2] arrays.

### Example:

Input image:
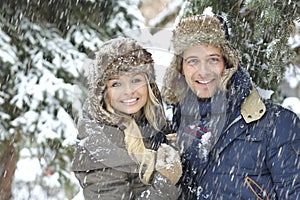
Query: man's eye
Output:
[[186, 58, 199, 65], [208, 57, 221, 64], [111, 82, 121, 87]]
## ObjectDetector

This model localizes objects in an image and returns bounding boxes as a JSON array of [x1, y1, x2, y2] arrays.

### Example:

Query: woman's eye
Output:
[[132, 78, 142, 83], [111, 82, 121, 87], [132, 74, 146, 83]]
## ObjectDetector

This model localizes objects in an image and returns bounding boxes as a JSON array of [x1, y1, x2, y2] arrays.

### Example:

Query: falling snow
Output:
[[0, 1, 299, 200]]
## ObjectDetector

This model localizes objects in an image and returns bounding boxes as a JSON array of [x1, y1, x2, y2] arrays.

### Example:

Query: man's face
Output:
[[182, 44, 225, 99]]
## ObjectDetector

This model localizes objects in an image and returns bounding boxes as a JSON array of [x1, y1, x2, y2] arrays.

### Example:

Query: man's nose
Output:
[[195, 61, 210, 75]]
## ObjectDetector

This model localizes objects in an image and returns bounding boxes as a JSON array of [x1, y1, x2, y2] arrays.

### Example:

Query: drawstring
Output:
[[245, 176, 270, 200]]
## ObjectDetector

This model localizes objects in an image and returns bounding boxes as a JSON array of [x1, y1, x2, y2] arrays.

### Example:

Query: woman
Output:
[[72, 37, 182, 199], [161, 14, 300, 199]]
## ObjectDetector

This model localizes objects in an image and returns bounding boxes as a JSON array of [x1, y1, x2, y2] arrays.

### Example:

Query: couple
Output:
[[72, 14, 300, 199]]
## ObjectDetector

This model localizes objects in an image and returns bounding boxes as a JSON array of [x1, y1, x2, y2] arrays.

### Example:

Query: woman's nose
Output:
[[124, 84, 135, 95]]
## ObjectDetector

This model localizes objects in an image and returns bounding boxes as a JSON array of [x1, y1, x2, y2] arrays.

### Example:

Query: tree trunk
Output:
[[0, 141, 17, 200]]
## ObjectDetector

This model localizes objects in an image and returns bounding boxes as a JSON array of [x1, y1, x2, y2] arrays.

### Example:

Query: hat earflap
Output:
[[161, 55, 188, 104]]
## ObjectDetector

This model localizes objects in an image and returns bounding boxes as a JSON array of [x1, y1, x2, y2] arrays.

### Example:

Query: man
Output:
[[161, 14, 300, 199]]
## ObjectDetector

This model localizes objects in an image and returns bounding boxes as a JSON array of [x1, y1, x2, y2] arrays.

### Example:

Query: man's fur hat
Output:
[[161, 15, 239, 104], [88, 37, 162, 126]]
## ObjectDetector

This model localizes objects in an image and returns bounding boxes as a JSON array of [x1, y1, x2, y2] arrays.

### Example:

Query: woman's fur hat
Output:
[[161, 15, 239, 104], [88, 37, 162, 126]]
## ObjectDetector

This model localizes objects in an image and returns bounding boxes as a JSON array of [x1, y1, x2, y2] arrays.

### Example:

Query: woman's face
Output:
[[182, 44, 225, 99], [107, 72, 148, 117]]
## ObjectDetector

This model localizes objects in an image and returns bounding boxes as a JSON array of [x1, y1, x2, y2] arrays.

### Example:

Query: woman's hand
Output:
[[155, 143, 182, 185]]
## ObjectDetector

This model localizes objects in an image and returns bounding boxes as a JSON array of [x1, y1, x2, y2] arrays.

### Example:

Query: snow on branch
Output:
[[148, 0, 183, 27]]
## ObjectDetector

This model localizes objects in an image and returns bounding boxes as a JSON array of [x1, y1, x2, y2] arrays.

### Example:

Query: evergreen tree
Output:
[[0, 0, 143, 199], [181, 0, 299, 101]]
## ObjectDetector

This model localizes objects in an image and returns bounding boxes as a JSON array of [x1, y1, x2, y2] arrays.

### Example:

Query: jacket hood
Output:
[[161, 15, 239, 104], [88, 37, 163, 126]]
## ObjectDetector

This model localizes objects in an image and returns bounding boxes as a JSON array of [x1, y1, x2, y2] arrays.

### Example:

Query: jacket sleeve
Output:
[[139, 172, 181, 200], [74, 162, 180, 200], [266, 108, 300, 199], [74, 167, 132, 200]]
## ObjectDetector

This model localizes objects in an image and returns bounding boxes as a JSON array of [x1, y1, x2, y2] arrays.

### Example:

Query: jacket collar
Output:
[[209, 88, 266, 163], [241, 88, 266, 123]]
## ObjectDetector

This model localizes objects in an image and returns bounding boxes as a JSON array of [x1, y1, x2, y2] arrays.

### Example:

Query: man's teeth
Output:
[[122, 98, 137, 103]]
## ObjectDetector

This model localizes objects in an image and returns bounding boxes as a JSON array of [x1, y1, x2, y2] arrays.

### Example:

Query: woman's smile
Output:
[[121, 97, 139, 105]]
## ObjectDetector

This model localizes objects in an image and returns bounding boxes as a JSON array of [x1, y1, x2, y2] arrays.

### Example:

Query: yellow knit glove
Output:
[[155, 143, 182, 185]]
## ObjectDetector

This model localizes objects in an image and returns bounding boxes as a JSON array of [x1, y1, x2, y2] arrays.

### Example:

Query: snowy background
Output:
[[0, 0, 299, 199]]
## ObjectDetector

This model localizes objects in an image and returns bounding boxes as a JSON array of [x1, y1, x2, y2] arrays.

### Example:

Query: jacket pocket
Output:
[[236, 131, 263, 142], [244, 176, 270, 200]]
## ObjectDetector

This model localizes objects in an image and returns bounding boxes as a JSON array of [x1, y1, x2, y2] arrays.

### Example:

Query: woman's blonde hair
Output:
[[144, 82, 165, 130], [105, 74, 166, 184]]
